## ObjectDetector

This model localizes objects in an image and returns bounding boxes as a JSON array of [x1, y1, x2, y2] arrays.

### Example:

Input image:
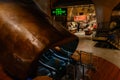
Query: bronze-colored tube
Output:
[[0, 1, 78, 79]]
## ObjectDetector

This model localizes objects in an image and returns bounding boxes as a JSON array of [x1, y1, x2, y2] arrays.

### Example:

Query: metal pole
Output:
[[82, 64, 85, 80]]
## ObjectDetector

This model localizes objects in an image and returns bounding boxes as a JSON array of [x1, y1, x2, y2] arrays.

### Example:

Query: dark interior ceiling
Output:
[[113, 3, 120, 11], [53, 0, 120, 11], [52, 0, 94, 7], [13, 0, 120, 11]]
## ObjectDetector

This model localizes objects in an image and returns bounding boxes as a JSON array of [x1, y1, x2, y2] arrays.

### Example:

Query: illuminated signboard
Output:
[[74, 15, 87, 21], [51, 8, 67, 16]]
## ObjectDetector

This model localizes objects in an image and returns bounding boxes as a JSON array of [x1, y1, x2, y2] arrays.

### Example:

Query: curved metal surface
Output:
[[0, 1, 78, 79]]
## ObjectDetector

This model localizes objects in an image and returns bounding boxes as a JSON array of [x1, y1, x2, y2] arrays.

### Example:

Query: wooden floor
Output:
[[73, 50, 120, 80], [76, 34, 120, 68], [85, 55, 120, 80], [75, 33, 120, 80]]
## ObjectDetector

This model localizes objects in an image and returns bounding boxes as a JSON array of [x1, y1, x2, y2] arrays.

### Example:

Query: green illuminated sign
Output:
[[51, 8, 67, 16]]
